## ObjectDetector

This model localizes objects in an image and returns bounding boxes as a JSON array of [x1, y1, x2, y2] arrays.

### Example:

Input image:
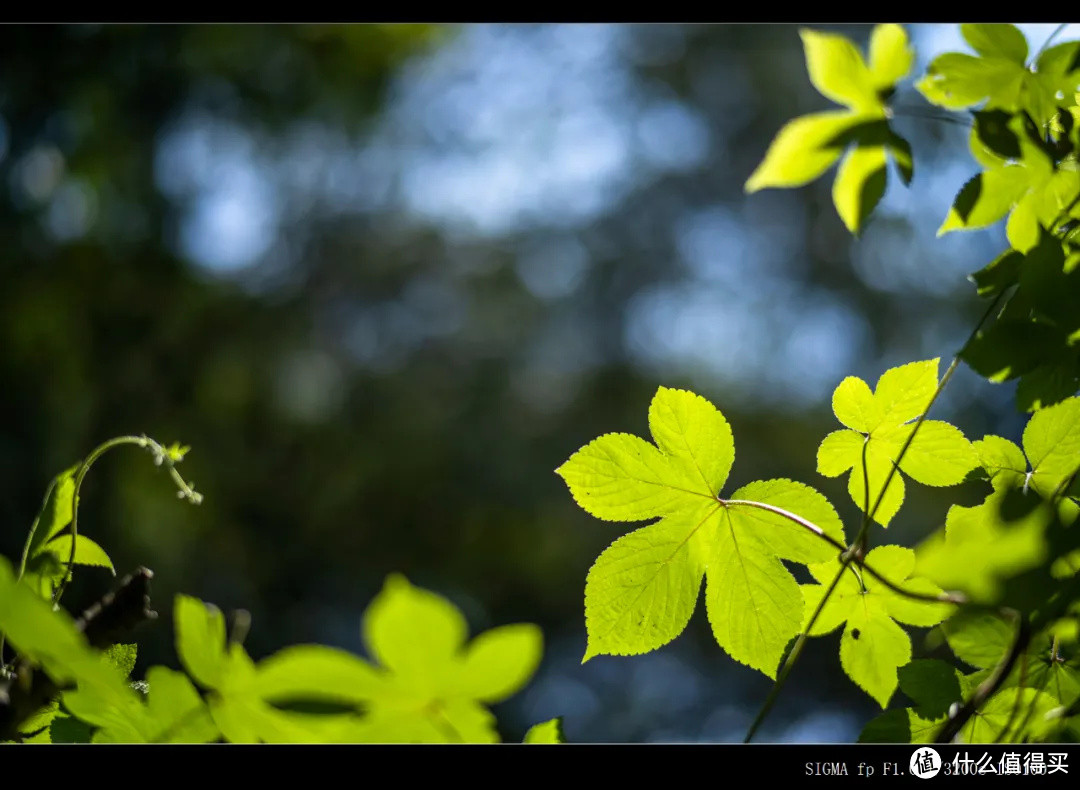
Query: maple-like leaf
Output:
[[252, 575, 543, 743], [817, 358, 977, 526], [917, 25, 1080, 126], [937, 114, 1080, 253], [801, 546, 951, 706], [746, 24, 915, 233], [557, 386, 845, 678]]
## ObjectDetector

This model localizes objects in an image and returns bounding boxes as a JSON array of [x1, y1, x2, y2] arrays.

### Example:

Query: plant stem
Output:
[[722, 497, 968, 605], [743, 558, 849, 743], [936, 610, 1030, 743], [1032, 24, 1069, 65], [51, 435, 201, 607], [1008, 666, 1052, 743], [1, 476, 60, 675], [721, 499, 845, 550], [890, 105, 972, 128], [742, 289, 1008, 742], [995, 651, 1028, 743]]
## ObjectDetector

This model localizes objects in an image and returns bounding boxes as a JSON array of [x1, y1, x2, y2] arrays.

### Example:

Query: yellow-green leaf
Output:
[[868, 24, 914, 89], [832, 144, 888, 234], [745, 111, 860, 193], [800, 28, 878, 112]]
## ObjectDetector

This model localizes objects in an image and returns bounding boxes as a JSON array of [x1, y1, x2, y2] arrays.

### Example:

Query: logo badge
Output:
[[910, 747, 942, 779]]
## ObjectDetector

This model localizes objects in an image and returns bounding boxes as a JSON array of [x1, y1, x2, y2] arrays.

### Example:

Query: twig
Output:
[[935, 611, 1030, 743]]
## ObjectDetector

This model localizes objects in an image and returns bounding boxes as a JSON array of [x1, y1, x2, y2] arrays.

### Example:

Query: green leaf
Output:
[[1040, 662, 1080, 707], [67, 665, 221, 743], [351, 575, 545, 741], [970, 249, 1023, 298], [919, 32, 1076, 129], [745, 111, 861, 193], [141, 666, 219, 743], [524, 717, 564, 744], [832, 376, 884, 432], [898, 658, 965, 719], [17, 701, 59, 743], [0, 556, 137, 712], [961, 319, 1066, 383], [705, 505, 805, 677], [881, 421, 980, 487], [164, 579, 543, 744], [818, 359, 975, 525], [960, 687, 1059, 742], [1036, 41, 1080, 78], [887, 131, 914, 185], [875, 359, 939, 424], [174, 594, 229, 689], [209, 692, 359, 744], [42, 534, 114, 574], [840, 601, 911, 708], [103, 643, 138, 679], [868, 24, 914, 90], [582, 513, 705, 661], [252, 645, 385, 706], [938, 168, 1030, 235], [832, 144, 887, 234], [966, 234, 1080, 408], [49, 714, 94, 744], [350, 700, 497, 744], [728, 479, 846, 564], [1021, 224, 1080, 329], [454, 623, 543, 702], [942, 611, 1014, 669], [917, 53, 1022, 110], [916, 489, 1054, 602], [1017, 361, 1080, 412], [564, 387, 844, 677], [799, 28, 878, 112], [973, 435, 1028, 490], [859, 707, 942, 743], [27, 466, 77, 559], [1023, 396, 1080, 496], [816, 429, 863, 476], [556, 387, 732, 521], [970, 125, 1010, 169], [973, 110, 1021, 160], [960, 24, 1028, 65], [1007, 189, 1042, 252], [746, 27, 911, 233], [363, 573, 469, 682], [801, 546, 951, 707]]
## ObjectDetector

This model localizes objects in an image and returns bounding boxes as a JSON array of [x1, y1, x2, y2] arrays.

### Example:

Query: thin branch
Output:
[[995, 651, 1029, 743], [1, 476, 60, 675], [51, 435, 201, 607], [1009, 665, 1053, 743], [890, 105, 972, 128], [863, 290, 1008, 541], [1032, 23, 1069, 65], [859, 562, 968, 606], [744, 558, 850, 743], [721, 499, 844, 551], [742, 290, 1008, 742], [723, 497, 967, 606], [935, 611, 1030, 743]]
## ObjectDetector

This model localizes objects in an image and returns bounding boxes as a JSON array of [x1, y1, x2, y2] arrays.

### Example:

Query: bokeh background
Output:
[[0, 23, 1068, 743]]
